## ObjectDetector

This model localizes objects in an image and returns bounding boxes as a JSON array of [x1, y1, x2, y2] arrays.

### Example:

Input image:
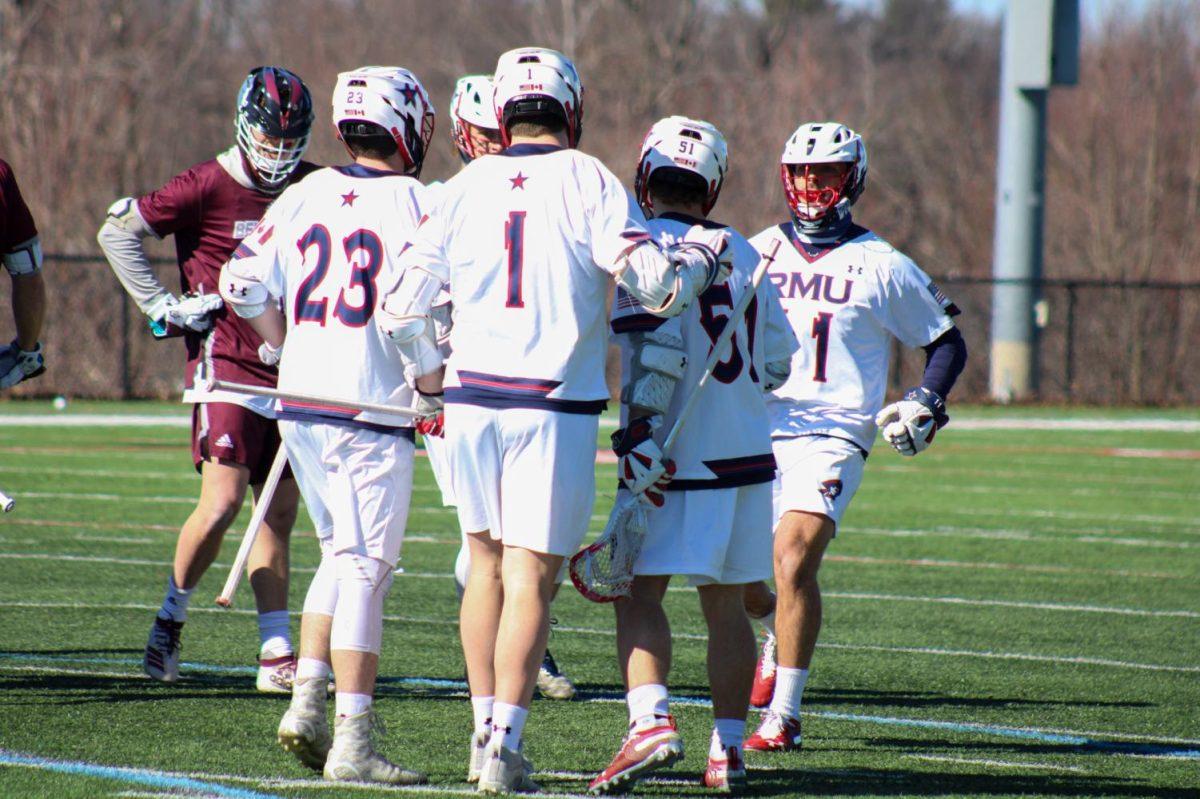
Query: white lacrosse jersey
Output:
[[396, 143, 650, 413], [613, 213, 798, 488], [749, 221, 958, 452], [225, 165, 432, 429]]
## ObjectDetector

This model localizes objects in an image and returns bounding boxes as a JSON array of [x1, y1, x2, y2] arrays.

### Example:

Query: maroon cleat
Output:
[[745, 711, 802, 752], [749, 633, 776, 708], [704, 745, 747, 794], [588, 715, 684, 794]]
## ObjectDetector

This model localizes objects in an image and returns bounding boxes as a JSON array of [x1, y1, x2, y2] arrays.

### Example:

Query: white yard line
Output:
[[902, 754, 1088, 773], [847, 525, 1200, 550], [826, 553, 1187, 580], [2, 599, 1196, 674]]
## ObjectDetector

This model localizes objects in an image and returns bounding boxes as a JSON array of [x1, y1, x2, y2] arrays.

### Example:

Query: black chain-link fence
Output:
[[4, 255, 1199, 405]]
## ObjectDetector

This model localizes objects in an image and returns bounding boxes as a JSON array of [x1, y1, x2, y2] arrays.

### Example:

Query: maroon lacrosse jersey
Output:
[[0, 159, 38, 253], [137, 156, 318, 390]]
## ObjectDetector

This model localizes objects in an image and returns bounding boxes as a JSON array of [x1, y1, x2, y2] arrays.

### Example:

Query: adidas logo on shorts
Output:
[[214, 433, 234, 450]]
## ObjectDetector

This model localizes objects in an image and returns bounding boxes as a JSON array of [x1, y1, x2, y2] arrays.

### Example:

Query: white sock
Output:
[[159, 576, 192, 623], [769, 666, 808, 719], [709, 718, 746, 759], [756, 611, 776, 638], [295, 657, 331, 683], [471, 695, 495, 737], [626, 683, 670, 726], [335, 691, 373, 718], [491, 702, 528, 751], [257, 610, 292, 655]]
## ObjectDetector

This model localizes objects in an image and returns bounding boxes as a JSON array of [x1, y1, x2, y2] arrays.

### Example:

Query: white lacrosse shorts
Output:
[[279, 419, 414, 566], [634, 482, 774, 586], [423, 433, 456, 507], [444, 403, 599, 556], [771, 434, 867, 530]]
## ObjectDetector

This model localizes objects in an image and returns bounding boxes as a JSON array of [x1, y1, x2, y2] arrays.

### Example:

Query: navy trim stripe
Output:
[[456, 370, 562, 395], [611, 314, 666, 334], [446, 387, 606, 415], [666, 468, 776, 491], [703, 453, 778, 476], [333, 164, 402, 178], [277, 409, 415, 438]]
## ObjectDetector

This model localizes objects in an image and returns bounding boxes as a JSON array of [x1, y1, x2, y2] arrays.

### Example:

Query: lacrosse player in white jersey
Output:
[[742, 123, 967, 752], [588, 117, 798, 795], [435, 73, 579, 704], [378, 47, 731, 794], [219, 66, 437, 786]]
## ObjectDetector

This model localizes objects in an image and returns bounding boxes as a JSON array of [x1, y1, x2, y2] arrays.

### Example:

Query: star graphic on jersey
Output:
[[341, 189, 359, 207], [509, 172, 528, 190], [399, 84, 418, 106]]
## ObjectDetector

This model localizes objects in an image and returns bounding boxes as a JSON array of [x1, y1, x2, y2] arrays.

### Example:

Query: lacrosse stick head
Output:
[[568, 497, 648, 603]]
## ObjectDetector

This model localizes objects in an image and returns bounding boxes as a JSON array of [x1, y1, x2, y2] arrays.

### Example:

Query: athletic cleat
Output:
[[537, 649, 576, 700], [588, 715, 684, 795], [143, 615, 183, 682], [749, 633, 776, 708], [324, 710, 428, 785], [467, 729, 488, 783], [745, 711, 802, 752], [257, 650, 297, 694], [477, 738, 540, 794], [703, 746, 747, 794], [277, 677, 331, 771]]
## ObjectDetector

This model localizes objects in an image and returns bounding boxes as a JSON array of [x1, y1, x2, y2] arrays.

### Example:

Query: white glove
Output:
[[612, 416, 675, 508], [0, 340, 45, 389], [684, 225, 734, 282], [875, 387, 949, 457], [146, 291, 223, 337], [763, 358, 791, 392], [257, 340, 282, 366], [413, 391, 445, 438]]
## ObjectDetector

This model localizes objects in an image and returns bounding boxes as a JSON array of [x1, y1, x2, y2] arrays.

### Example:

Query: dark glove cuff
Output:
[[611, 416, 654, 456], [904, 386, 949, 428]]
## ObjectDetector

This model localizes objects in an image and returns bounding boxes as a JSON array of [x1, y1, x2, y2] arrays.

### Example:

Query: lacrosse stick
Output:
[[216, 445, 287, 607], [0, 487, 14, 513], [207, 379, 422, 419], [571, 239, 782, 602]]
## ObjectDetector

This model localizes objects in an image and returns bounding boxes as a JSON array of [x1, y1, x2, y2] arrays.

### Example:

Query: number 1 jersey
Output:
[[749, 222, 957, 453], [227, 165, 432, 427]]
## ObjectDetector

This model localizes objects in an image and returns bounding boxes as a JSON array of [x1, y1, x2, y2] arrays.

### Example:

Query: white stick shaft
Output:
[[661, 239, 781, 456], [0, 488, 14, 513], [208, 379, 421, 419], [216, 446, 288, 607]]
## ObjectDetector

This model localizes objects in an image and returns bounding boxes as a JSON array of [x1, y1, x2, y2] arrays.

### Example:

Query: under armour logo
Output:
[[818, 479, 843, 500]]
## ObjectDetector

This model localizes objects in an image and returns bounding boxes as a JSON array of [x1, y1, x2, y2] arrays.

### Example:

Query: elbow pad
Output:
[[620, 329, 687, 417], [616, 240, 724, 318], [3, 236, 42, 276], [219, 269, 269, 318]]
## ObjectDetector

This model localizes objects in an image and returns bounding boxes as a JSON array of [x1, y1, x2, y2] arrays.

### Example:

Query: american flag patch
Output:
[[926, 280, 961, 317], [615, 287, 644, 311]]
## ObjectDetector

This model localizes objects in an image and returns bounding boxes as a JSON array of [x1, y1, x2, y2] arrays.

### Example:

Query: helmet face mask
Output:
[[235, 66, 314, 191], [634, 116, 728, 216], [451, 75, 501, 163], [779, 122, 867, 232], [492, 48, 584, 148], [332, 66, 436, 178]]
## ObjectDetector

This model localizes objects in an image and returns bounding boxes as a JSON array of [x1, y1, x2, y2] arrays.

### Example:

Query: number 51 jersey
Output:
[[749, 222, 958, 454], [226, 165, 432, 426]]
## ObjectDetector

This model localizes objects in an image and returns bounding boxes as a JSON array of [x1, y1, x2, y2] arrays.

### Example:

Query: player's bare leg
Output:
[[747, 510, 834, 751], [11, 272, 45, 351], [698, 583, 754, 792], [460, 530, 503, 782], [591, 575, 682, 795]]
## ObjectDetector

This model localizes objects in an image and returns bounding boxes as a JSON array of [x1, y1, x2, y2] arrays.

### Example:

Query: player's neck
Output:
[[353, 153, 410, 175], [652, 201, 707, 221], [509, 131, 568, 148]]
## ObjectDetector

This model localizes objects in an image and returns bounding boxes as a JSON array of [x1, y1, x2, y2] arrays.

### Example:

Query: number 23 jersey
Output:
[[749, 222, 958, 453]]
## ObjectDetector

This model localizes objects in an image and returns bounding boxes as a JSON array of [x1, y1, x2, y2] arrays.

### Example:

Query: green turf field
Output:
[[0, 403, 1197, 798]]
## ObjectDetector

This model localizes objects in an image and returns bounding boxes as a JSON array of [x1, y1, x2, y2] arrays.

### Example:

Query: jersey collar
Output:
[[333, 164, 403, 178], [501, 143, 564, 157], [656, 211, 727, 230]]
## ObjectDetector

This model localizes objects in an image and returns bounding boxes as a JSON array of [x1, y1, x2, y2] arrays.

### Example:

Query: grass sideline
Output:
[[0, 403, 1197, 798]]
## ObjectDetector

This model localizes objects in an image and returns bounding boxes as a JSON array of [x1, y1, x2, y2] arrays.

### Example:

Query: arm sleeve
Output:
[[97, 197, 167, 314], [222, 207, 288, 303], [920, 326, 967, 399], [878, 254, 957, 348], [0, 162, 38, 251]]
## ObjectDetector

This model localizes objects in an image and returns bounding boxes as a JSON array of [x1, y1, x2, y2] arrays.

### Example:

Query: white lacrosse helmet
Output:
[[450, 74, 499, 162], [492, 47, 584, 147], [332, 66, 436, 177], [779, 122, 868, 228], [634, 116, 729, 215]]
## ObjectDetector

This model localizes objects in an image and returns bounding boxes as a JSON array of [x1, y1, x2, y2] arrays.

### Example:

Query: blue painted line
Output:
[[0, 750, 278, 799], [6, 652, 1199, 761]]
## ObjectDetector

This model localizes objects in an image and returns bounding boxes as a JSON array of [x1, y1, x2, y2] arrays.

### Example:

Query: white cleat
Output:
[[468, 729, 489, 783], [536, 650, 576, 701], [477, 739, 540, 794], [323, 710, 428, 785], [277, 677, 332, 771], [257, 650, 297, 694], [143, 615, 183, 683]]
